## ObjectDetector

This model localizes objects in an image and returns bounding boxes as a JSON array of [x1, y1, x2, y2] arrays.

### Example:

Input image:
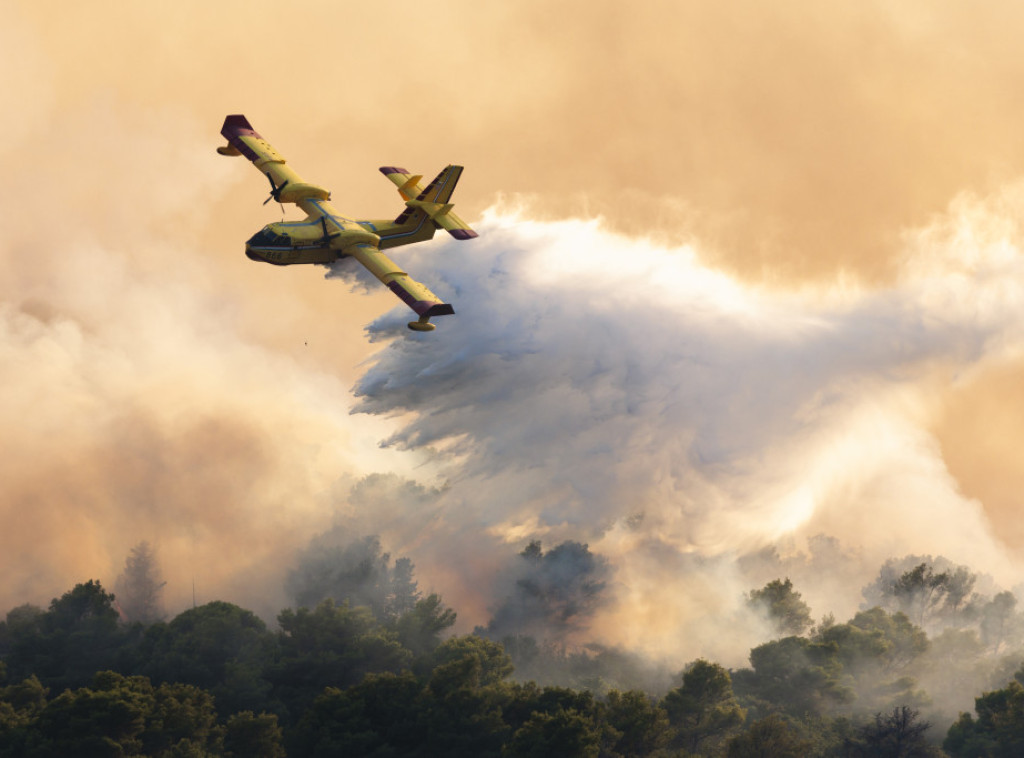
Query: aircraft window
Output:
[[247, 229, 291, 247]]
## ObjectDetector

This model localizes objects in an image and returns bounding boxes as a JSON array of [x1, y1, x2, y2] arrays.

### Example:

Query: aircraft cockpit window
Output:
[[247, 228, 291, 247]]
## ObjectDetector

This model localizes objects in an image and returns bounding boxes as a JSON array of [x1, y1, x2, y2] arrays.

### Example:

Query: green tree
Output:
[[726, 714, 812, 757], [944, 678, 1024, 758], [290, 673, 424, 757], [4, 582, 127, 691], [945, 710, 996, 758], [602, 689, 670, 756], [865, 557, 981, 631], [0, 604, 45, 659], [0, 674, 47, 715], [141, 681, 221, 756], [849, 705, 941, 757], [506, 707, 601, 758], [941, 566, 978, 619], [24, 671, 152, 757], [141, 601, 275, 717], [269, 599, 411, 720], [813, 608, 929, 712], [817, 607, 927, 672], [427, 635, 514, 693], [48, 580, 121, 631], [662, 658, 745, 753], [416, 637, 517, 757], [16, 672, 225, 758], [0, 675, 48, 757], [502, 684, 597, 733], [893, 564, 951, 628], [747, 578, 813, 637], [392, 593, 457, 658], [731, 636, 850, 717], [223, 711, 285, 758]]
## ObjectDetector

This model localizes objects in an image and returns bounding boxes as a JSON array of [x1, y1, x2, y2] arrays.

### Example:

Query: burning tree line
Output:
[[1, 539, 1024, 756]]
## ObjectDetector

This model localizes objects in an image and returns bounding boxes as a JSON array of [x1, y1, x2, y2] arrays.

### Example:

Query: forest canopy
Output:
[[1, 539, 1023, 756]]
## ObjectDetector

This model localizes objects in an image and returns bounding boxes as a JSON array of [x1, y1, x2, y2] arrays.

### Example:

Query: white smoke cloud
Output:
[[351, 191, 1024, 663]]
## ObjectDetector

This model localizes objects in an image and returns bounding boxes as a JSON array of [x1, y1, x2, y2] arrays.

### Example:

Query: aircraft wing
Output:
[[344, 243, 455, 321], [219, 115, 331, 206]]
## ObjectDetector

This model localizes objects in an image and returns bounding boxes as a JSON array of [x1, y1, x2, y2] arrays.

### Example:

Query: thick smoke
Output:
[[0, 92, 417, 617], [349, 196, 1024, 662]]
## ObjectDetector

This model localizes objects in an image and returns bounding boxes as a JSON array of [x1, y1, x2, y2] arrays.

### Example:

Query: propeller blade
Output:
[[263, 175, 289, 205]]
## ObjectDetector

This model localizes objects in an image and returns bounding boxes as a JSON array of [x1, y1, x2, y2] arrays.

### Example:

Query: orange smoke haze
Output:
[[2, 0, 1024, 651]]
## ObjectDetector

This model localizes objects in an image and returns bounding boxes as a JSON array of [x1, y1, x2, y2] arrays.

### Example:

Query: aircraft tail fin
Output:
[[380, 165, 478, 241]]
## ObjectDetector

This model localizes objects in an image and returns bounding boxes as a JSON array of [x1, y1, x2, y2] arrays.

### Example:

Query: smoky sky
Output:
[[3, 0, 1024, 665]]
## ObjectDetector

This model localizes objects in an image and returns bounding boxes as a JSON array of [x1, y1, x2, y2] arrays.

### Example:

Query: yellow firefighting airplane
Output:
[[217, 115, 477, 331]]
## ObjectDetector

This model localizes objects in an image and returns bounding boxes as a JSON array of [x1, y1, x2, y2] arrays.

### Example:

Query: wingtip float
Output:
[[217, 114, 477, 332]]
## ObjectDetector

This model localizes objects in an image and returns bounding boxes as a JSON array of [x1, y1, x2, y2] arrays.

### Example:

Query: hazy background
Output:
[[3, 0, 1024, 665]]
